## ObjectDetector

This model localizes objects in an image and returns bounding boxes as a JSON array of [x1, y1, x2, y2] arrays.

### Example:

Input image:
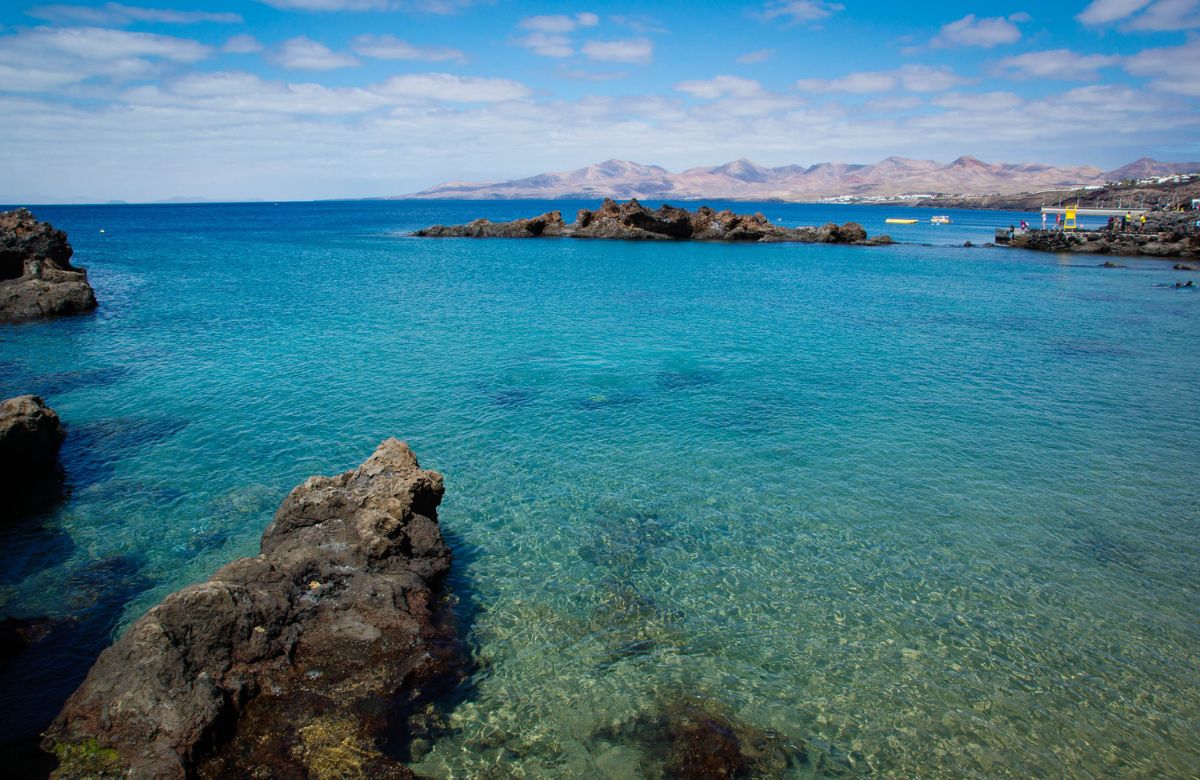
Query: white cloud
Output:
[[1129, 0, 1200, 29], [374, 73, 531, 102], [0, 62, 103, 91], [676, 75, 764, 99], [737, 49, 774, 64], [350, 34, 466, 62], [1076, 0, 1200, 28], [933, 91, 1023, 111], [1, 76, 1196, 203], [514, 31, 574, 57], [581, 38, 653, 64], [672, 76, 804, 117], [0, 25, 211, 63], [513, 13, 602, 58], [28, 3, 242, 24], [223, 34, 263, 54], [753, 1, 844, 25], [119, 69, 531, 116], [1124, 36, 1200, 95], [797, 71, 894, 93], [559, 67, 629, 82], [258, 0, 389, 9], [258, 0, 479, 9], [0, 25, 213, 92], [1076, 0, 1153, 24], [797, 65, 966, 93], [518, 12, 599, 33], [931, 14, 1026, 48], [125, 71, 391, 114], [993, 49, 1121, 79], [273, 37, 359, 70], [863, 95, 922, 112]]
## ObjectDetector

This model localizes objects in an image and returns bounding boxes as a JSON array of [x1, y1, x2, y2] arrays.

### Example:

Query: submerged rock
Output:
[[45, 439, 461, 779], [416, 198, 891, 246], [594, 698, 807, 779], [0, 395, 66, 519], [0, 209, 97, 323]]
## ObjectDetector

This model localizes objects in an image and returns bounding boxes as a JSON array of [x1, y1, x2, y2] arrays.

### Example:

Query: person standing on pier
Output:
[[1042, 213, 1047, 231]]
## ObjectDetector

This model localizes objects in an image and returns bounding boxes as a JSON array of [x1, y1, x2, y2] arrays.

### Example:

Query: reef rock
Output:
[[0, 395, 66, 519], [416, 198, 891, 246], [0, 209, 97, 322], [45, 439, 460, 779]]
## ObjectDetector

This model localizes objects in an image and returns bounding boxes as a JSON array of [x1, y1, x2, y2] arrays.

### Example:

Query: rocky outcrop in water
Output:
[[1007, 212, 1200, 258], [0, 395, 66, 519], [0, 208, 97, 323], [45, 439, 460, 779], [415, 199, 892, 245]]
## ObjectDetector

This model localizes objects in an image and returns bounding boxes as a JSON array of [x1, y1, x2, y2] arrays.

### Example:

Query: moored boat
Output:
[[931, 215, 952, 225]]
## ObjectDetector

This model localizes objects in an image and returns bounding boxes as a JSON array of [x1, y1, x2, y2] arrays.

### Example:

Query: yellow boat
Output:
[[885, 218, 918, 225]]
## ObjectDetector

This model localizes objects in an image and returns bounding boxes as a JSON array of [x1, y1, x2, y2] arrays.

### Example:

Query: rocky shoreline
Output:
[[0, 209, 97, 323], [416, 198, 893, 245], [1001, 211, 1199, 259], [44, 439, 462, 779]]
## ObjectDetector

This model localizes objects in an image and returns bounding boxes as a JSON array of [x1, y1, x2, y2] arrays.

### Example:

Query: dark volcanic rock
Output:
[[1008, 217, 1200, 259], [0, 209, 97, 323], [0, 395, 66, 519], [416, 198, 890, 246], [45, 439, 461, 779], [417, 210, 568, 238], [0, 395, 64, 469]]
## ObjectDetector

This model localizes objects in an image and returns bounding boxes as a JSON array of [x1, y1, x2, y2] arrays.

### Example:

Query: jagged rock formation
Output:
[[1007, 212, 1200, 258], [415, 199, 891, 245], [0, 209, 97, 323], [0, 395, 66, 520], [45, 439, 461, 779]]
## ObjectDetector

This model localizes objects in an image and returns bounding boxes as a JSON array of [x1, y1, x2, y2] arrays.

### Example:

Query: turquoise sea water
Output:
[[1, 200, 1197, 778]]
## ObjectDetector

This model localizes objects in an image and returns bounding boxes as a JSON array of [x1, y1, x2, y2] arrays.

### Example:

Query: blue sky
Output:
[[1, 0, 1197, 201]]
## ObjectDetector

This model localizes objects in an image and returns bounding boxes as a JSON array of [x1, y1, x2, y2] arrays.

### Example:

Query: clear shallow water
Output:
[[0, 200, 1197, 778]]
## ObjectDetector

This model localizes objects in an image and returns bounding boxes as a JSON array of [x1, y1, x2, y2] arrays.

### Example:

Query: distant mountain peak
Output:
[[404, 155, 1195, 201]]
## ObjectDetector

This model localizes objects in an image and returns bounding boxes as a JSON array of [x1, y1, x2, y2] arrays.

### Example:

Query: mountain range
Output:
[[404, 156, 1200, 202]]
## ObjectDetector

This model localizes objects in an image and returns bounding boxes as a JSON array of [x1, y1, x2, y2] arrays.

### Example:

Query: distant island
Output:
[[400, 156, 1200, 203]]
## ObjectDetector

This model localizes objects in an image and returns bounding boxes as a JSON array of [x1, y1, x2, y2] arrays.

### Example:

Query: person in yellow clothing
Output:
[[1139, 214, 1147, 232]]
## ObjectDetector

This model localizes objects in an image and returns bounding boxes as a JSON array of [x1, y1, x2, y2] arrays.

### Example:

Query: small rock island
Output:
[[45, 439, 461, 779], [0, 208, 97, 323], [416, 198, 893, 245]]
